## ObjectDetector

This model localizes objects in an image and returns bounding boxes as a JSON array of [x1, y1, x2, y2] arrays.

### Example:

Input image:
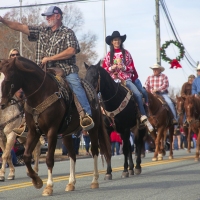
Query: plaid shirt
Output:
[[145, 73, 169, 93], [28, 25, 80, 76]]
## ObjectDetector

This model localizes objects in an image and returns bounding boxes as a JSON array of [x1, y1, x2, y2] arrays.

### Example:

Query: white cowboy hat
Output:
[[150, 63, 165, 72], [196, 64, 200, 71]]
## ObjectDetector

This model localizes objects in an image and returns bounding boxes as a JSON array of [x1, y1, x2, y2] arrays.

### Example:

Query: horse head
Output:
[[84, 60, 101, 92], [0, 57, 33, 109], [184, 95, 196, 124]]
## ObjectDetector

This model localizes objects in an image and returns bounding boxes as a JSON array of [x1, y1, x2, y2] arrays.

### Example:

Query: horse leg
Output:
[[32, 140, 41, 174], [42, 131, 58, 196], [121, 132, 130, 178], [63, 136, 77, 192], [134, 127, 146, 175], [195, 130, 200, 161], [151, 130, 158, 161], [24, 131, 43, 189], [168, 126, 174, 159], [0, 131, 16, 181], [187, 127, 191, 153]]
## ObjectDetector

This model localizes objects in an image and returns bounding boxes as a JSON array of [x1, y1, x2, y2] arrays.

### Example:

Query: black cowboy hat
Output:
[[105, 31, 126, 45]]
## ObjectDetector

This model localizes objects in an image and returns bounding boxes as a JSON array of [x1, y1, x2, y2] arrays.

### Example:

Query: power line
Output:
[[0, 0, 104, 10]]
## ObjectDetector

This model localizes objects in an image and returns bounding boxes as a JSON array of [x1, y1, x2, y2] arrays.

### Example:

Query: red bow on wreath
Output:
[[170, 59, 182, 69]]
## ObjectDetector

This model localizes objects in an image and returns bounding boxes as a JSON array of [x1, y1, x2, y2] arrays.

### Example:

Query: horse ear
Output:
[[84, 62, 90, 70], [96, 60, 101, 66]]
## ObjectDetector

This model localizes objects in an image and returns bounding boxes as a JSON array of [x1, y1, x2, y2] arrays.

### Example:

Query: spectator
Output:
[[72, 133, 81, 155], [110, 131, 122, 156], [130, 132, 135, 153], [192, 133, 197, 149], [180, 127, 187, 149], [145, 141, 150, 153], [82, 131, 91, 156]]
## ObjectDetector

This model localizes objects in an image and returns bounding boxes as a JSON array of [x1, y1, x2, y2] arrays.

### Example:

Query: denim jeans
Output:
[[161, 93, 177, 120], [111, 142, 120, 156], [83, 135, 90, 152], [11, 149, 17, 165], [134, 79, 148, 104], [126, 80, 146, 115], [65, 73, 92, 116], [192, 138, 196, 148]]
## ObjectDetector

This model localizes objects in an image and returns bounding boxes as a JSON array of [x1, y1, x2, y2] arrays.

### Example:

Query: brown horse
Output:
[[147, 92, 174, 161], [184, 95, 200, 161], [0, 57, 111, 196], [176, 95, 191, 152]]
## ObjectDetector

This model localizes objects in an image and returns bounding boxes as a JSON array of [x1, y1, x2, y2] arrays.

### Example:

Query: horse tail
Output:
[[98, 112, 111, 164]]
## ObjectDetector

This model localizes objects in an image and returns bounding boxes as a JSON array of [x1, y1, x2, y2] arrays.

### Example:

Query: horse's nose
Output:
[[0, 104, 6, 110]]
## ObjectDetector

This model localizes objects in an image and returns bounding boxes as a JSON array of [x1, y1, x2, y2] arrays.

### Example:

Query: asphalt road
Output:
[[0, 149, 200, 200]]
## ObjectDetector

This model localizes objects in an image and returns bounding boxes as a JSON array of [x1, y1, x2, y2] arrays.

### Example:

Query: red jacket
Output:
[[110, 131, 122, 144]]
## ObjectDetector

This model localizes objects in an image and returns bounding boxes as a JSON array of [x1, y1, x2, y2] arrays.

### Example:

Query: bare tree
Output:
[[0, 4, 98, 67]]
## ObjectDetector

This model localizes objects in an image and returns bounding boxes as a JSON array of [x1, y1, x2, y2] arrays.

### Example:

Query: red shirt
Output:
[[110, 131, 122, 144]]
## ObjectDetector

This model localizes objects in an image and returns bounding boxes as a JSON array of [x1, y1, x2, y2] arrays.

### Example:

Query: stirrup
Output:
[[80, 114, 95, 131]]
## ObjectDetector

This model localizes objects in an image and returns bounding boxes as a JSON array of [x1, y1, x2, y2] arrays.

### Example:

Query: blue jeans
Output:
[[161, 93, 177, 120], [65, 73, 92, 116], [126, 80, 146, 115], [193, 138, 196, 148], [111, 142, 120, 155], [134, 79, 148, 104], [11, 149, 17, 165], [83, 135, 90, 152], [145, 142, 149, 151]]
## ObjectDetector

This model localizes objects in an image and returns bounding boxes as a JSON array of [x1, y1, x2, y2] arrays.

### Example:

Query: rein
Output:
[[8, 63, 47, 105]]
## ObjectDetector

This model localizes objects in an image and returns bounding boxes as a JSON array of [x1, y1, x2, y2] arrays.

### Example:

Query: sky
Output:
[[0, 0, 200, 92]]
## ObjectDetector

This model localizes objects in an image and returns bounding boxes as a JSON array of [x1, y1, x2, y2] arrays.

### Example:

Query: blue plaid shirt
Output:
[[28, 25, 80, 76]]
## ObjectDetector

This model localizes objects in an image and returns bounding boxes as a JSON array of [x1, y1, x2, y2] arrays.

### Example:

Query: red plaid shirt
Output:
[[145, 73, 169, 93]]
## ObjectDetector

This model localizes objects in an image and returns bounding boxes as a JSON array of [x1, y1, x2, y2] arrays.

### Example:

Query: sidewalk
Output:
[[39, 149, 91, 163]]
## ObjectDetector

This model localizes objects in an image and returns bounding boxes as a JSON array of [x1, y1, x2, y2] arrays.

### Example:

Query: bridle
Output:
[[4, 63, 47, 104]]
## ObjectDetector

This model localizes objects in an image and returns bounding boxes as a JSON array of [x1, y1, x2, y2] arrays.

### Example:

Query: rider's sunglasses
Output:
[[10, 53, 20, 57]]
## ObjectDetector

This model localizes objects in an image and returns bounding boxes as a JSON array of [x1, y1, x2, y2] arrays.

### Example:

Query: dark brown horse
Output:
[[176, 95, 191, 152], [85, 61, 146, 179], [0, 57, 111, 196], [184, 95, 200, 161], [147, 92, 174, 161]]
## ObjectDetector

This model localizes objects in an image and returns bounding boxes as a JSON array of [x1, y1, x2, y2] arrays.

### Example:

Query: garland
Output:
[[160, 40, 185, 69]]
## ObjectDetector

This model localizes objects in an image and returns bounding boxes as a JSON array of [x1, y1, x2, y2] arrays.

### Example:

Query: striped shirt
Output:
[[28, 25, 80, 76], [145, 73, 169, 93]]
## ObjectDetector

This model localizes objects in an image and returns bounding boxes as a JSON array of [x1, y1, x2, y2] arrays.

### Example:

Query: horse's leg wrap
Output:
[[91, 155, 99, 189]]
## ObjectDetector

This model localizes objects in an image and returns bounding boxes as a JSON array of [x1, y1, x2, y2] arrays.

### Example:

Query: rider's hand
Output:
[[111, 64, 117, 70], [41, 57, 51, 65]]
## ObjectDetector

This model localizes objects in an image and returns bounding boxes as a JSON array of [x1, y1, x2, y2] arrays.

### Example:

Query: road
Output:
[[0, 149, 200, 200]]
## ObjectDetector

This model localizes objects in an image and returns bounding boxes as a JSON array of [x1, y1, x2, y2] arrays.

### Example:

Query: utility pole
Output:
[[155, 0, 161, 64], [19, 0, 22, 56], [103, 0, 107, 56]]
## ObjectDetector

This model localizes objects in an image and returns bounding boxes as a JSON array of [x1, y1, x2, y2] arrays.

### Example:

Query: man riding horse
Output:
[[145, 63, 178, 127], [0, 6, 94, 134], [192, 64, 200, 97]]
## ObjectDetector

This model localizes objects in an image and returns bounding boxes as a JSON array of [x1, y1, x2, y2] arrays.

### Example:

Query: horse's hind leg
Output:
[[63, 136, 77, 192]]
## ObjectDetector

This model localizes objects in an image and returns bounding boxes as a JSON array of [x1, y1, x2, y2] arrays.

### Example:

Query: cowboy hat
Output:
[[196, 64, 200, 71], [150, 63, 165, 72], [105, 31, 126, 45]]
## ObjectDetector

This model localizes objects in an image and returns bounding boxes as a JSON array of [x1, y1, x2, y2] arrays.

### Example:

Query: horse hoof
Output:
[[121, 171, 129, 178], [129, 170, 134, 176], [42, 185, 53, 196], [134, 168, 142, 175], [195, 158, 199, 162], [7, 175, 15, 180], [65, 183, 75, 191], [152, 157, 157, 161], [0, 176, 5, 181], [32, 176, 43, 189], [169, 156, 173, 159], [158, 157, 163, 161], [90, 182, 99, 189], [104, 174, 112, 180]]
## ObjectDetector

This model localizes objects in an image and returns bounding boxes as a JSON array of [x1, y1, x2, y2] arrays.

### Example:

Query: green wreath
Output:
[[160, 40, 185, 63]]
